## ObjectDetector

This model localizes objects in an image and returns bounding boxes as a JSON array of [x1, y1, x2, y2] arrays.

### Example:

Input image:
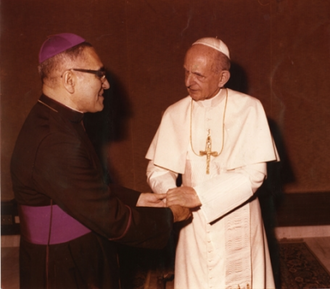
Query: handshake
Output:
[[137, 186, 202, 223]]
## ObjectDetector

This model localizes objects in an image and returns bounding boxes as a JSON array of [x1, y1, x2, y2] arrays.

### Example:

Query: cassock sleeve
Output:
[[108, 183, 141, 207], [147, 161, 266, 224], [146, 160, 178, 195], [31, 132, 173, 249], [193, 162, 266, 223]]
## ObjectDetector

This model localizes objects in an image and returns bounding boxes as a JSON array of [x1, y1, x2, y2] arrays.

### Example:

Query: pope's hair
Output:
[[211, 51, 231, 74]]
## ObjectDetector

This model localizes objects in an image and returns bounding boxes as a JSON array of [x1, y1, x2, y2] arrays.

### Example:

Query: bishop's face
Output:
[[184, 45, 223, 101], [72, 47, 110, 113]]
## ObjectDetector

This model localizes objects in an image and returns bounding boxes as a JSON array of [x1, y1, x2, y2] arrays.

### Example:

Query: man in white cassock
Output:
[[145, 37, 279, 289]]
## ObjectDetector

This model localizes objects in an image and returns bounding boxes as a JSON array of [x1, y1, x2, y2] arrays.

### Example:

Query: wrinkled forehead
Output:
[[184, 45, 218, 68], [71, 46, 103, 68]]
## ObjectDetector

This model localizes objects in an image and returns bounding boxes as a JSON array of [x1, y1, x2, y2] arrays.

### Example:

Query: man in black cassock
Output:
[[10, 33, 190, 289]]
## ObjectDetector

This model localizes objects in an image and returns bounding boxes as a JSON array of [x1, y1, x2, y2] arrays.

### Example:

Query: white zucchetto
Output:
[[192, 37, 230, 59]]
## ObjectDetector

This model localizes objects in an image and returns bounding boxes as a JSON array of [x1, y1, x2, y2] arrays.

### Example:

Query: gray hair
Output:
[[211, 51, 231, 74], [38, 42, 92, 85]]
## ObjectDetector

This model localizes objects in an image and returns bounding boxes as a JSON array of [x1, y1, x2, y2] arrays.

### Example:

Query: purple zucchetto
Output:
[[192, 37, 230, 59], [38, 33, 85, 63]]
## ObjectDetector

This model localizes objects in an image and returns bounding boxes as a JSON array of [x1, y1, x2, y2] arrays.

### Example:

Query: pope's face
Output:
[[184, 45, 222, 101], [73, 47, 110, 113]]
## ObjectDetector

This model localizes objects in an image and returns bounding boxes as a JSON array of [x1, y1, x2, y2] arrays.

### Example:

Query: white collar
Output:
[[194, 88, 226, 108]]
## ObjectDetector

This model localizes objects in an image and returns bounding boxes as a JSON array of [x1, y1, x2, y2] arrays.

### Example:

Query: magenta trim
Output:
[[19, 204, 91, 245]]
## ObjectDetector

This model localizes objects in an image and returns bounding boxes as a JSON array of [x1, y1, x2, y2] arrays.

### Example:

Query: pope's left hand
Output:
[[136, 192, 167, 207], [166, 186, 202, 208]]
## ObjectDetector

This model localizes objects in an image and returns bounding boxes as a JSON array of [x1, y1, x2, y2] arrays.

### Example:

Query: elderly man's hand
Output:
[[136, 192, 166, 207], [166, 186, 202, 208], [169, 205, 191, 222]]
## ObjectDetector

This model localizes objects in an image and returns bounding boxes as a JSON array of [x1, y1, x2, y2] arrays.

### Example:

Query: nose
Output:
[[101, 77, 110, 90], [185, 72, 193, 88]]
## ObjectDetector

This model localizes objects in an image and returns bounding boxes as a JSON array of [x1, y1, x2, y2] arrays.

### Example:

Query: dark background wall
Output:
[[1, 0, 330, 201]]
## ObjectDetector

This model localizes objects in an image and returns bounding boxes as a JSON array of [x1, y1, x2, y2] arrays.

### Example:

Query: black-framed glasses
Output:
[[62, 67, 107, 80]]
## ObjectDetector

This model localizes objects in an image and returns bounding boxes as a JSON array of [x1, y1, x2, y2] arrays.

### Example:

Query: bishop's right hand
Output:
[[169, 205, 191, 222]]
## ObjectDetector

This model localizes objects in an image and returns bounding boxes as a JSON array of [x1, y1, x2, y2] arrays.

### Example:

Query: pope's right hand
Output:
[[169, 205, 191, 222]]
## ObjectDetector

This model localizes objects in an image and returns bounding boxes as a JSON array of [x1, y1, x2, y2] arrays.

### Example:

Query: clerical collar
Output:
[[195, 88, 226, 108], [38, 94, 84, 123]]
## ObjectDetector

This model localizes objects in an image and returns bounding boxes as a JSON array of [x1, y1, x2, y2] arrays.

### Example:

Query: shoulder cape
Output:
[[146, 88, 279, 174]]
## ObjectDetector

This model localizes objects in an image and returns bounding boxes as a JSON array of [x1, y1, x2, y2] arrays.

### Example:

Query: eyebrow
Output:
[[184, 67, 206, 78]]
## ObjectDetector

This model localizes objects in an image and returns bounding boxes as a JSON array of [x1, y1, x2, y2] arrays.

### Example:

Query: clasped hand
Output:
[[136, 192, 192, 222], [166, 186, 201, 209], [136, 192, 166, 207]]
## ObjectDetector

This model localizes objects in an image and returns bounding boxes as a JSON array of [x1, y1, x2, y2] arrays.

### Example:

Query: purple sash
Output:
[[19, 204, 91, 245]]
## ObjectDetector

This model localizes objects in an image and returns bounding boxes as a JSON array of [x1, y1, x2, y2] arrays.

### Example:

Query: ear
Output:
[[61, 70, 75, 94], [218, 70, 230, 88]]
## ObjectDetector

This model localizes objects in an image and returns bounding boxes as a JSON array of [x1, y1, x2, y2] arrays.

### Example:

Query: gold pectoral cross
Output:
[[199, 131, 218, 174]]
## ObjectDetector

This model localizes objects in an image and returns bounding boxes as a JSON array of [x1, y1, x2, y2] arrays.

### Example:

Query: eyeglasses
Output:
[[61, 67, 107, 80]]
